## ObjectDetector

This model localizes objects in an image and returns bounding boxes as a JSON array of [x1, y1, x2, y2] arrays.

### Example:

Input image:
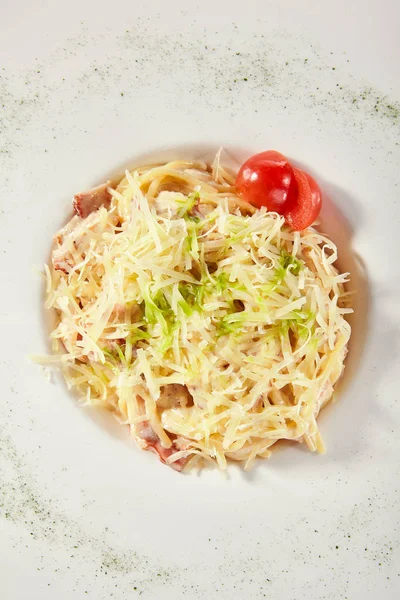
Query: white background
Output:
[[1, 1, 399, 599]]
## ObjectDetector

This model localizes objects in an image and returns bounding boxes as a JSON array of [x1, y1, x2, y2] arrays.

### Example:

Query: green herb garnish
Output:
[[279, 249, 303, 276], [176, 191, 200, 217]]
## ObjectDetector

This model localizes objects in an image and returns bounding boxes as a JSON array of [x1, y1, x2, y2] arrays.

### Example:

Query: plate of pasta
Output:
[[39, 150, 353, 472], [1, 1, 399, 599]]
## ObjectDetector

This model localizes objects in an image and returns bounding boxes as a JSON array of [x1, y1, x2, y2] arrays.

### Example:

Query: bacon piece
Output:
[[51, 207, 110, 274], [192, 202, 214, 220], [73, 182, 112, 218], [132, 421, 188, 472], [53, 255, 74, 274]]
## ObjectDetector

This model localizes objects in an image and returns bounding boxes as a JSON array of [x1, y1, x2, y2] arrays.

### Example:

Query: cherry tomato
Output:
[[284, 167, 322, 231], [235, 150, 298, 213]]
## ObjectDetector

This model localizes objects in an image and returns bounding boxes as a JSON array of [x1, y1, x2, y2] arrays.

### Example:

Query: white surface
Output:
[[1, 1, 400, 599]]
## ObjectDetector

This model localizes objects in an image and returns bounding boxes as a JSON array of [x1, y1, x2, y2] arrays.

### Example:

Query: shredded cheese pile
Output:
[[42, 157, 352, 470]]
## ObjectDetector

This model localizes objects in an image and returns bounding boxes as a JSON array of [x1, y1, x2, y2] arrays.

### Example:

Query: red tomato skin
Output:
[[235, 150, 298, 213], [285, 167, 322, 231]]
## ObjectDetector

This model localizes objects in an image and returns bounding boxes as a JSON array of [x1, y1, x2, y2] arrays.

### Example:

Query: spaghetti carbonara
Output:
[[42, 155, 352, 471]]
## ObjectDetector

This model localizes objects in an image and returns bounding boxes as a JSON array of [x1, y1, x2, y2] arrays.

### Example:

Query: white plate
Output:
[[1, 1, 399, 599]]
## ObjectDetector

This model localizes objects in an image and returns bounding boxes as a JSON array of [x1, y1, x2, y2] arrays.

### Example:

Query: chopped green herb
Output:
[[176, 191, 200, 217], [142, 288, 174, 335], [279, 249, 303, 275]]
